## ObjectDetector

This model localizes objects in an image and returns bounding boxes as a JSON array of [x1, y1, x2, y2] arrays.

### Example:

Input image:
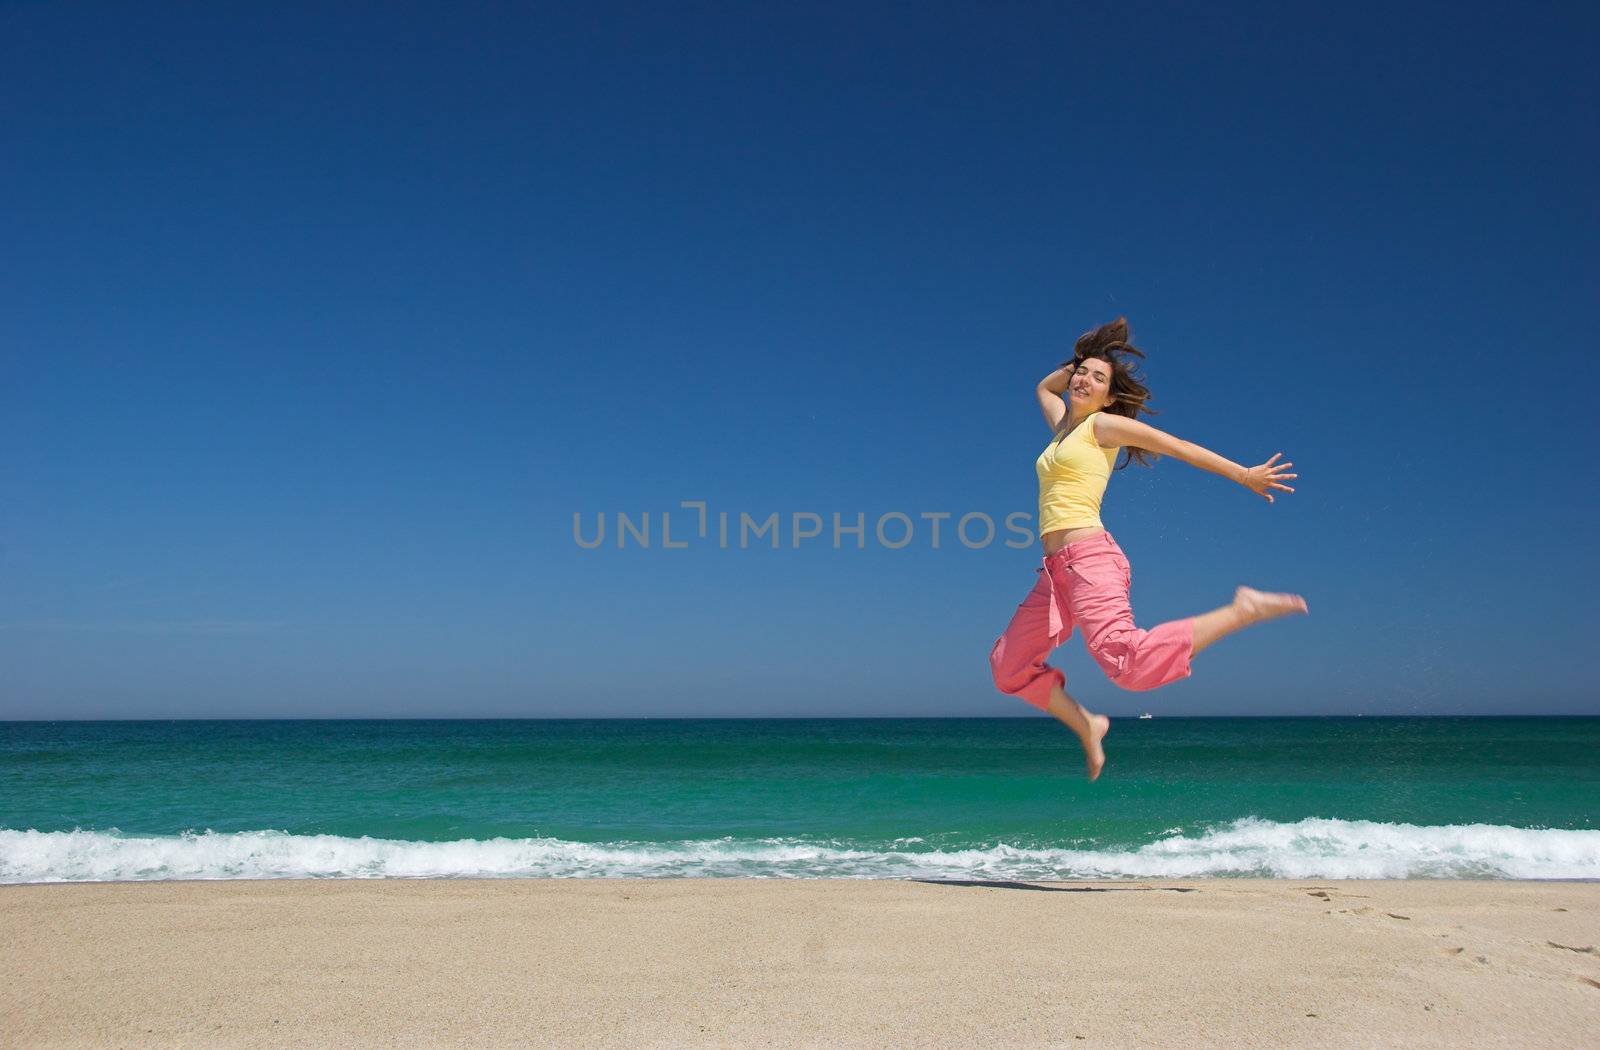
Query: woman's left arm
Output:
[[1093, 414, 1298, 503]]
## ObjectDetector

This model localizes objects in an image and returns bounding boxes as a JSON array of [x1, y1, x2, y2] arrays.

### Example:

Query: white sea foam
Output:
[[2, 818, 1597, 883]]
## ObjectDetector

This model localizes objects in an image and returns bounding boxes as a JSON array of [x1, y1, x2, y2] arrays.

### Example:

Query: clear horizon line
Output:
[[2, 713, 1595, 723]]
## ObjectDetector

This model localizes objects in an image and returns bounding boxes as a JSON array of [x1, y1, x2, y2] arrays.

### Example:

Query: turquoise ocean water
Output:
[[2, 718, 1597, 882]]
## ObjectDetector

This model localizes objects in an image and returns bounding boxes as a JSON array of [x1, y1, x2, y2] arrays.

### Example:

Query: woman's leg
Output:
[[1072, 544, 1308, 681], [988, 569, 1069, 712], [990, 564, 1109, 780], [1189, 587, 1309, 657], [1046, 680, 1110, 782], [1069, 549, 1196, 691]]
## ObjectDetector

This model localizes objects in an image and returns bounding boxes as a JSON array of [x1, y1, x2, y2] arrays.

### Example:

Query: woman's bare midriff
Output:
[[1041, 526, 1105, 556]]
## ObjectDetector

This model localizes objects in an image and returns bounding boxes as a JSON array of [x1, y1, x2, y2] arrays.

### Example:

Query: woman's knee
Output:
[[1088, 628, 1143, 689], [988, 636, 1034, 693], [1102, 628, 1190, 692], [988, 637, 1015, 690], [1108, 666, 1155, 691]]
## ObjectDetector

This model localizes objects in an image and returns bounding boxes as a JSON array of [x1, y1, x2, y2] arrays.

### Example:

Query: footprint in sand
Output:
[[1306, 888, 1371, 900], [1441, 947, 1464, 957], [1547, 941, 1597, 955], [1386, 913, 1411, 921]]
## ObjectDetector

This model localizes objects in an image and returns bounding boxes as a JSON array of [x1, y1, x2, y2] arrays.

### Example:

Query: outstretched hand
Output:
[[1243, 453, 1297, 503]]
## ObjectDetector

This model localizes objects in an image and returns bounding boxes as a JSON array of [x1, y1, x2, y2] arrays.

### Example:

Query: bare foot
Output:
[[1233, 586, 1308, 625], [1083, 713, 1110, 782], [1046, 686, 1112, 782]]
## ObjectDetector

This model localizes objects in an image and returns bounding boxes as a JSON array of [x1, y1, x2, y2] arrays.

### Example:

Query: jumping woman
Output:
[[988, 317, 1307, 781]]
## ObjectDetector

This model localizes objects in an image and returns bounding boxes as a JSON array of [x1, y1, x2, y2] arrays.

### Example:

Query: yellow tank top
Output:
[[1035, 411, 1118, 536]]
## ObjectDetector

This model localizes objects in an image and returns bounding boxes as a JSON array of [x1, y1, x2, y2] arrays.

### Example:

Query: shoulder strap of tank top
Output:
[[1076, 410, 1103, 447], [1052, 410, 1097, 447]]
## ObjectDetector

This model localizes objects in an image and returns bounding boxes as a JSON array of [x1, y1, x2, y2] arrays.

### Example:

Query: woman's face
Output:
[[1069, 357, 1116, 413]]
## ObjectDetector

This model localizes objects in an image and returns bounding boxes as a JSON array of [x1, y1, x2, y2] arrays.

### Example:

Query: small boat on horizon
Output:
[[1138, 713, 1153, 720]]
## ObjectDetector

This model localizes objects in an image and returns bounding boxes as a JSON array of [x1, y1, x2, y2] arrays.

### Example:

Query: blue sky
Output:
[[3, 1, 1596, 718]]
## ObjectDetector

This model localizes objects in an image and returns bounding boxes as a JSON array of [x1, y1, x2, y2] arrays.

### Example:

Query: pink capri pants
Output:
[[988, 531, 1194, 710]]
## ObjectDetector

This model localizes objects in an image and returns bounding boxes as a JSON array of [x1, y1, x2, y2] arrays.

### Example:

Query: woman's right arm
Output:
[[1035, 364, 1075, 432]]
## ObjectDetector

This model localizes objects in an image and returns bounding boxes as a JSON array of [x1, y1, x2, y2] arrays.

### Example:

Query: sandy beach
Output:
[[2, 878, 1595, 1048]]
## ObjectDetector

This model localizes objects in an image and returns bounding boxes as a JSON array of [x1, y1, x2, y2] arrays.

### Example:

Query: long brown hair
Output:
[[1056, 316, 1159, 469]]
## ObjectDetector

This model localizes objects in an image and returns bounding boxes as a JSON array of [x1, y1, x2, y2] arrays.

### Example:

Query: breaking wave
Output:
[[3, 817, 1597, 883]]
